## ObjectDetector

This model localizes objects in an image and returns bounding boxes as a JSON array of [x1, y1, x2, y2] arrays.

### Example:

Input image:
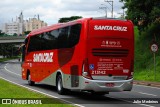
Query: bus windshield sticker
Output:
[[89, 64, 94, 70]]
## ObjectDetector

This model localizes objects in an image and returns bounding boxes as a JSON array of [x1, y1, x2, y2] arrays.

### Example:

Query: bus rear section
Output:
[[80, 18, 134, 93]]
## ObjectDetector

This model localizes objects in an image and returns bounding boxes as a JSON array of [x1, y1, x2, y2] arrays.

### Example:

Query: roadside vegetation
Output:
[[0, 79, 73, 107], [0, 56, 20, 62], [120, 0, 160, 82], [134, 26, 160, 82]]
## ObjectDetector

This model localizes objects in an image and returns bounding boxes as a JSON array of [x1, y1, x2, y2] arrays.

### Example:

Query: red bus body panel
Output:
[[87, 19, 134, 79]]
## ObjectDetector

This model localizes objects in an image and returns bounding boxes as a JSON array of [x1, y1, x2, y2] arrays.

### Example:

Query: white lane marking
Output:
[[2, 65, 85, 107], [4, 64, 21, 76], [137, 92, 157, 97], [134, 84, 160, 90], [139, 104, 155, 107]]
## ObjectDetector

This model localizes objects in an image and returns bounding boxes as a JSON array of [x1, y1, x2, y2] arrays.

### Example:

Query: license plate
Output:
[[106, 83, 115, 87]]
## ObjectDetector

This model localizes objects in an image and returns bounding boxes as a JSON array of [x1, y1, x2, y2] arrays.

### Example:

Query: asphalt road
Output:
[[0, 59, 160, 107]]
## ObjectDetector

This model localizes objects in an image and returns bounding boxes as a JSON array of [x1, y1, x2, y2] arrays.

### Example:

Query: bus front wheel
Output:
[[27, 73, 35, 86], [56, 75, 65, 95]]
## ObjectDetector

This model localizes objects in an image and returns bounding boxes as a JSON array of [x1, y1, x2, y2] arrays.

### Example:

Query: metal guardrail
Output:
[[0, 36, 26, 43], [0, 36, 26, 40], [134, 80, 160, 88]]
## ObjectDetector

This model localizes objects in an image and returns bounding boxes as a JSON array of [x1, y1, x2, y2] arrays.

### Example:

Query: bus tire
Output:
[[27, 73, 35, 86], [56, 75, 65, 95]]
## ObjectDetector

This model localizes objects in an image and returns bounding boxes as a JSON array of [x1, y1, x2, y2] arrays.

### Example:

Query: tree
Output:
[[120, 0, 160, 31], [0, 30, 5, 37], [24, 31, 31, 35], [0, 44, 20, 58], [58, 16, 82, 23], [13, 33, 18, 36]]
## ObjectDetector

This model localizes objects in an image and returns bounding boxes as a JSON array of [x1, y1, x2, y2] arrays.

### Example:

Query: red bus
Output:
[[21, 17, 134, 95]]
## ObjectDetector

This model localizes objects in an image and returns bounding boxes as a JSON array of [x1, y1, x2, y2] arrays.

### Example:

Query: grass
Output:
[[134, 69, 160, 82], [0, 79, 73, 107]]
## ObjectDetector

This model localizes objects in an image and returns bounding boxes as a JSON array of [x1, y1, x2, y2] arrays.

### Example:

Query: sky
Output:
[[0, 0, 124, 28]]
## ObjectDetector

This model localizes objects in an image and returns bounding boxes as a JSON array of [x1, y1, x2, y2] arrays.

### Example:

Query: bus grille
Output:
[[92, 48, 129, 57]]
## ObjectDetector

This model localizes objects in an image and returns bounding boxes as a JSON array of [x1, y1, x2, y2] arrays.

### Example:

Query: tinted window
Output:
[[58, 27, 69, 48], [27, 24, 81, 52], [28, 35, 44, 52], [42, 30, 58, 50], [68, 24, 81, 48]]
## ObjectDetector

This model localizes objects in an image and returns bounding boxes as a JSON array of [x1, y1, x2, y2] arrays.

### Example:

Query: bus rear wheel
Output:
[[56, 75, 65, 95], [27, 73, 35, 86]]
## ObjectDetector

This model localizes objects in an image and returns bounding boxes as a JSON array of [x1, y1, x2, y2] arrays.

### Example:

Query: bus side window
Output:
[[41, 32, 49, 50], [47, 29, 59, 49], [58, 27, 69, 49], [28, 35, 42, 52], [68, 24, 81, 48]]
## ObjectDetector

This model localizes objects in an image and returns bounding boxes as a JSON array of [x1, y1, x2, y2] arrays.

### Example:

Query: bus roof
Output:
[[28, 17, 132, 37], [29, 18, 91, 36]]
